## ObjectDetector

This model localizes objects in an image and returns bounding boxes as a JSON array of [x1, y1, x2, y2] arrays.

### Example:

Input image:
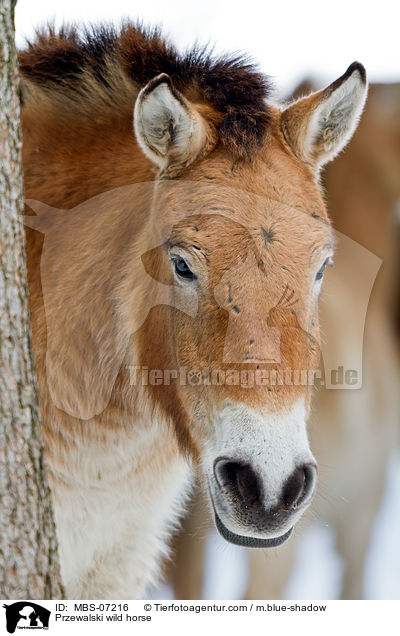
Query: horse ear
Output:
[[281, 62, 367, 170], [134, 73, 208, 171]]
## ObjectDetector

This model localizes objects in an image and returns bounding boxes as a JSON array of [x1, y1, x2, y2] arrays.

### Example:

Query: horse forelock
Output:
[[19, 22, 273, 160]]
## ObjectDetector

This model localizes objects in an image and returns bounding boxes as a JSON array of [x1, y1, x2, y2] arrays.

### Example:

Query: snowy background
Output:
[[205, 453, 400, 599], [150, 453, 400, 600], [15, 0, 400, 98], [15, 0, 400, 600]]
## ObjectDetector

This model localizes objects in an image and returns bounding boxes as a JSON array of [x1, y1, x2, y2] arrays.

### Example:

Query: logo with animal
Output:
[[2, 603, 50, 633]]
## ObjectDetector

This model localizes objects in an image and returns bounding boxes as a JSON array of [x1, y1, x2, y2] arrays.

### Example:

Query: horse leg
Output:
[[244, 533, 298, 600], [170, 484, 209, 600]]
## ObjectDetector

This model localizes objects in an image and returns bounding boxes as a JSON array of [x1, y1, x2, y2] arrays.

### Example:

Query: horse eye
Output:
[[315, 258, 331, 281], [173, 257, 196, 281]]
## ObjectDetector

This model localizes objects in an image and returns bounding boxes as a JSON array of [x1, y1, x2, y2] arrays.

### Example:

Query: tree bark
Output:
[[0, 0, 65, 599]]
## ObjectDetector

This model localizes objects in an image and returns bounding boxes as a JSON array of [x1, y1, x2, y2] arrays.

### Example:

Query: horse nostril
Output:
[[281, 466, 304, 509], [236, 464, 262, 506], [280, 463, 317, 510], [214, 459, 263, 507]]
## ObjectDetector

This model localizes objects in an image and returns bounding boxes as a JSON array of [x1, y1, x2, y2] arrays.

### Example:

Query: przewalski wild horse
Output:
[[19, 24, 367, 598]]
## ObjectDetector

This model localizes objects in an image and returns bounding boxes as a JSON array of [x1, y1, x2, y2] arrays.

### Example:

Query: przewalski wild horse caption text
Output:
[[20, 23, 367, 598]]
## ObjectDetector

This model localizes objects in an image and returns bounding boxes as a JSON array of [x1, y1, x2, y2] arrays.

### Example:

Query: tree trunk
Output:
[[0, 0, 65, 599]]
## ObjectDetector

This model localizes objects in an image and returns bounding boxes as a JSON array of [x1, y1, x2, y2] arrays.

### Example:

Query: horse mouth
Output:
[[213, 507, 293, 548]]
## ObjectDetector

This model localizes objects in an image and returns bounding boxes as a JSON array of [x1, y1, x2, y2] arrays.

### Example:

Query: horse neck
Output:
[[22, 96, 155, 209]]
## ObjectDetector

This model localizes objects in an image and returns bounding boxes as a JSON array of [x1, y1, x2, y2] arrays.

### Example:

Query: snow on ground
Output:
[[151, 452, 400, 599], [364, 453, 400, 599], [203, 452, 400, 599]]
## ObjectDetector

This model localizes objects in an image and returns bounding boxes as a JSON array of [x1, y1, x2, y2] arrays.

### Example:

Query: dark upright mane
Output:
[[19, 22, 273, 159]]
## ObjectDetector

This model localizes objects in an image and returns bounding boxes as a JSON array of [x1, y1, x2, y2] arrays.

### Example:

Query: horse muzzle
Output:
[[208, 458, 317, 547]]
